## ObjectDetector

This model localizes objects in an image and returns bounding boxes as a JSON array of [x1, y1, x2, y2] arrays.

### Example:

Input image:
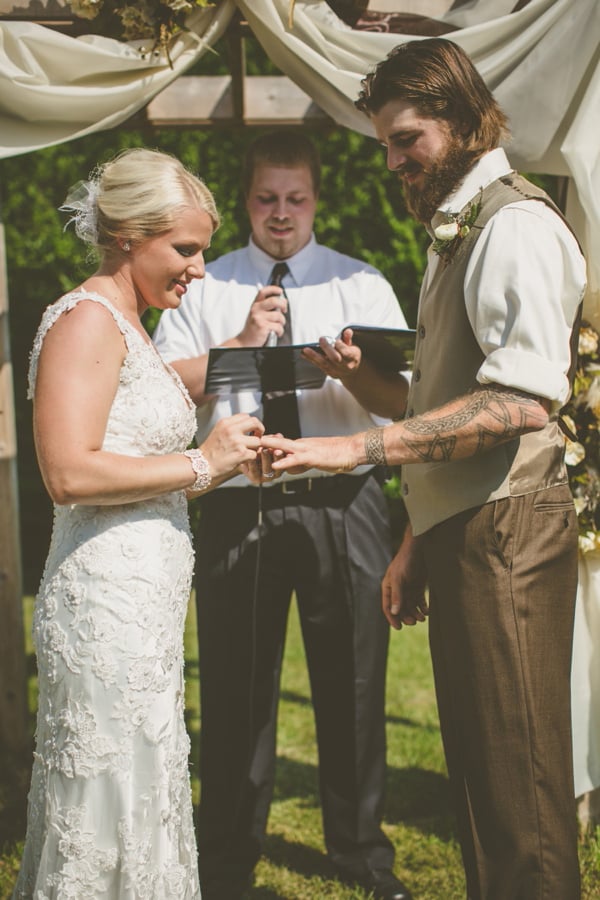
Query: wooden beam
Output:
[[0, 217, 28, 757], [146, 75, 330, 127]]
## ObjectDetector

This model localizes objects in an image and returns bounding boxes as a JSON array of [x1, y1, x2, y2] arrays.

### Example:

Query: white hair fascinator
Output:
[[59, 178, 100, 245]]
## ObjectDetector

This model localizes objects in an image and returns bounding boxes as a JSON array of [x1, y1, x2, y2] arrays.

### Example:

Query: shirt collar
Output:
[[247, 234, 318, 286], [436, 147, 513, 219]]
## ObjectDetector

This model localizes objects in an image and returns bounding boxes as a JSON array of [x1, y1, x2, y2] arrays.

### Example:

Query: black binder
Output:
[[343, 325, 416, 373], [205, 344, 326, 395], [205, 326, 415, 395]]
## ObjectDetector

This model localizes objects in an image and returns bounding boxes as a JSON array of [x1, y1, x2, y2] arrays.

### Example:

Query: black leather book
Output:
[[342, 325, 416, 372], [205, 343, 325, 395], [205, 326, 415, 395]]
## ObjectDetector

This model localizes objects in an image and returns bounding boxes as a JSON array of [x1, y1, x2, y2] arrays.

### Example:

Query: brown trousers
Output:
[[421, 484, 580, 900]]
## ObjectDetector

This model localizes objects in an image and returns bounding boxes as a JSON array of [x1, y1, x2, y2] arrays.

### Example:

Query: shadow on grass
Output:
[[385, 712, 439, 732], [185, 659, 199, 681], [25, 650, 37, 680], [0, 746, 32, 848], [261, 831, 337, 884], [271, 754, 456, 843], [280, 688, 440, 738], [248, 886, 287, 899], [185, 708, 200, 784], [385, 765, 456, 840], [279, 688, 311, 707]]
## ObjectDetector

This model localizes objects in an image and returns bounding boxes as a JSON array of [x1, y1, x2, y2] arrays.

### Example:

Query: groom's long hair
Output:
[[356, 37, 510, 158]]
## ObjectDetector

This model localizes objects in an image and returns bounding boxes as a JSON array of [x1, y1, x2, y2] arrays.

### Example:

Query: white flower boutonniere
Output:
[[432, 191, 483, 266], [434, 222, 460, 241]]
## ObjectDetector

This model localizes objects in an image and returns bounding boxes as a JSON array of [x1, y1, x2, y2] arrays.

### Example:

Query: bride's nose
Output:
[[186, 255, 205, 279]]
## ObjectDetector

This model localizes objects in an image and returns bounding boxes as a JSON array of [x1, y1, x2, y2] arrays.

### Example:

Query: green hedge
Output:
[[1, 123, 429, 592]]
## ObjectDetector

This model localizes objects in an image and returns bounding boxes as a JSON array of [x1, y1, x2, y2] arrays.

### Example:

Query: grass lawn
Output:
[[1, 596, 598, 899]]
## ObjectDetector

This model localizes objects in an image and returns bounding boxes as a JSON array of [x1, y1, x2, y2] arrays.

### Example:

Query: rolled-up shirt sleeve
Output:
[[464, 200, 586, 404]]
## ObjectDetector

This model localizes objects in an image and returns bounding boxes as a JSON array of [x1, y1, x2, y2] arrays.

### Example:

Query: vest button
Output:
[[407, 408, 414, 418], [414, 369, 421, 382], [418, 324, 426, 338], [402, 483, 409, 495]]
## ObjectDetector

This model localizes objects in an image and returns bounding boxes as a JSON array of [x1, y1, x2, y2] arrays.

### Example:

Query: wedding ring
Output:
[[263, 472, 275, 479]]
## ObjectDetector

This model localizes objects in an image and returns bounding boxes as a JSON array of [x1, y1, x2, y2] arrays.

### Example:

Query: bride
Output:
[[13, 147, 269, 899]]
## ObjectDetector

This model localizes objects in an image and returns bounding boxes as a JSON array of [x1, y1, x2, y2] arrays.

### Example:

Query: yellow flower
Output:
[[579, 531, 600, 554], [564, 439, 585, 466], [68, 0, 102, 19], [579, 326, 599, 356], [564, 322, 599, 545], [585, 376, 600, 421]]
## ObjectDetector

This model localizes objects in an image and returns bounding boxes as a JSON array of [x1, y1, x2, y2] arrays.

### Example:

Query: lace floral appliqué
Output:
[[15, 291, 200, 899]]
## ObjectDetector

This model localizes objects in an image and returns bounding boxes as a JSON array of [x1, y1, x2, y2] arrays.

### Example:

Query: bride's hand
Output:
[[240, 447, 283, 484], [199, 414, 264, 482]]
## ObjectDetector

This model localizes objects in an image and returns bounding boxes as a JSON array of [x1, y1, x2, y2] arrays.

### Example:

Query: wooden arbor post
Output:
[[0, 207, 28, 757]]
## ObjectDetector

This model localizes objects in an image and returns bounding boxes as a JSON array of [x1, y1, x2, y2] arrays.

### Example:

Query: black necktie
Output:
[[269, 262, 293, 345], [262, 262, 301, 439]]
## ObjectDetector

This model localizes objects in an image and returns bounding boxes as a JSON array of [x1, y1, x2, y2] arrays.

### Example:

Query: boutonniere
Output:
[[432, 190, 483, 266]]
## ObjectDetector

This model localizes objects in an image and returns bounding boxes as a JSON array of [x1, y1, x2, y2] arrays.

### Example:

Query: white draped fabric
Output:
[[0, 0, 598, 319], [572, 552, 600, 799], [0, 0, 237, 155], [237, 0, 600, 319]]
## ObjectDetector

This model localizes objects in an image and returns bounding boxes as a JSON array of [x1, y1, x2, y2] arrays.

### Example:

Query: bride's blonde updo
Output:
[[60, 147, 220, 257]]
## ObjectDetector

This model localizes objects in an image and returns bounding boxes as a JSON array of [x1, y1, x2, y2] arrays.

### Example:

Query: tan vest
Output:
[[403, 173, 575, 536]]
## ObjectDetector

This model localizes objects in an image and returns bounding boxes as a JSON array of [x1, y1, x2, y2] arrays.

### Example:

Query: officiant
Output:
[[153, 130, 412, 900]]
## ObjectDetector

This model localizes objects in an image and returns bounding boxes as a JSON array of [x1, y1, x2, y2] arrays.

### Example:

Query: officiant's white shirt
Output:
[[154, 234, 407, 486]]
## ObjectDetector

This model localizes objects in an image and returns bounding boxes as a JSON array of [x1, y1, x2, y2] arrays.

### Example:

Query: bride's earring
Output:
[[123, 241, 130, 252]]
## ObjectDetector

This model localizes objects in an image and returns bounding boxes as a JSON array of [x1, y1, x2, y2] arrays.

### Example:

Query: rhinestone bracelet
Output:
[[183, 448, 212, 493]]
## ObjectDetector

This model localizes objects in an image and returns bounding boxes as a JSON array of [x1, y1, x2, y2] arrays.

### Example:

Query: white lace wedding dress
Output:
[[14, 291, 201, 899]]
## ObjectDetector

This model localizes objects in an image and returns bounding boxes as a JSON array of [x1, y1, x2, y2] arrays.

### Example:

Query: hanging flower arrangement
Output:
[[66, 0, 217, 61], [562, 322, 600, 554]]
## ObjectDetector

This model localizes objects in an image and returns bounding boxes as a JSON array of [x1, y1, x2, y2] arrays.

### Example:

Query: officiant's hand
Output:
[[304, 328, 408, 420], [302, 328, 362, 380], [237, 286, 287, 346]]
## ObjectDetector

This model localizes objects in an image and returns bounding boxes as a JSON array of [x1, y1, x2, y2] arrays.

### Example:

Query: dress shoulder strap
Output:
[[27, 289, 140, 399]]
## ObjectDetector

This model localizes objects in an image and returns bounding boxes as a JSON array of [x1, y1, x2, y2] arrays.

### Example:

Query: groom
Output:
[[262, 39, 586, 900]]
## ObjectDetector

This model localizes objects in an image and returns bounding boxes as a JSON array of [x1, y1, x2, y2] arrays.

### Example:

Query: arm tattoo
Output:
[[365, 427, 387, 465], [404, 434, 457, 463], [402, 386, 546, 463]]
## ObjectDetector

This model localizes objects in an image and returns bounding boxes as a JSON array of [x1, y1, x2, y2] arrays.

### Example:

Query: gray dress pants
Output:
[[194, 472, 395, 890]]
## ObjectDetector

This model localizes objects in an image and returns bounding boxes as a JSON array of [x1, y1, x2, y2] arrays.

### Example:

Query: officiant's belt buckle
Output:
[[281, 478, 313, 494]]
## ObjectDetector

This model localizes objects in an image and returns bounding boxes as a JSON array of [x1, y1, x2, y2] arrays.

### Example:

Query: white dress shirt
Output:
[[428, 148, 587, 406], [154, 234, 407, 485]]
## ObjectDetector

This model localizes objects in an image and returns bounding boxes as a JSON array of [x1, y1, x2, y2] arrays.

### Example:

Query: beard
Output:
[[402, 136, 479, 225]]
